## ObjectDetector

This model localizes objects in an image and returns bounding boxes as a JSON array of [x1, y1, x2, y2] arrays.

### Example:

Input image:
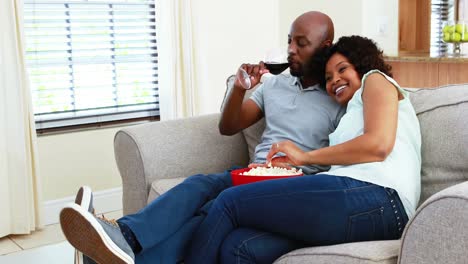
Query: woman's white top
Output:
[[319, 70, 422, 218]]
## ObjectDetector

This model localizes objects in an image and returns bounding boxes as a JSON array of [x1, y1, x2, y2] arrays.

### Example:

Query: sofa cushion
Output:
[[243, 119, 265, 163], [274, 240, 400, 264], [406, 84, 468, 204], [147, 177, 186, 204]]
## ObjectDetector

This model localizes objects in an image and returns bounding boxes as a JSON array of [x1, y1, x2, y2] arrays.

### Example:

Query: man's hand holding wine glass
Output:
[[234, 62, 269, 90], [235, 47, 290, 90]]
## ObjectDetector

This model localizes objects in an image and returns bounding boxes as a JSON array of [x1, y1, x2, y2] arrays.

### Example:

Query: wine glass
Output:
[[236, 47, 290, 90], [263, 47, 290, 75], [236, 67, 252, 90]]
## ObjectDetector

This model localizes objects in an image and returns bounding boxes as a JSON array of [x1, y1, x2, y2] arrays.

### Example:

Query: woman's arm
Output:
[[267, 73, 400, 166]]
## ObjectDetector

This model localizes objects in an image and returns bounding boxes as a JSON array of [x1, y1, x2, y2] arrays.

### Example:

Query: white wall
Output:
[[361, 0, 399, 56], [192, 0, 279, 115], [37, 127, 123, 201], [278, 0, 399, 56], [278, 0, 364, 45]]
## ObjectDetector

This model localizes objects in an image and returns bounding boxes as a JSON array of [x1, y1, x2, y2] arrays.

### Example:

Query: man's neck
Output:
[[300, 77, 319, 89]]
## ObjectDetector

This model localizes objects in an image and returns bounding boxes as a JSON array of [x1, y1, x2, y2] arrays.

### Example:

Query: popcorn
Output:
[[242, 166, 302, 176]]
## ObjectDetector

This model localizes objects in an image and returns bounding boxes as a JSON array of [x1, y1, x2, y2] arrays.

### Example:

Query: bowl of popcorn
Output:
[[231, 166, 303, 186]]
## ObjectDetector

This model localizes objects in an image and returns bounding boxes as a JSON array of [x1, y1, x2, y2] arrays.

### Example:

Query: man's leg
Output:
[[135, 215, 203, 264], [117, 171, 231, 251], [220, 228, 305, 264], [135, 200, 214, 264], [61, 170, 232, 264], [185, 174, 408, 264]]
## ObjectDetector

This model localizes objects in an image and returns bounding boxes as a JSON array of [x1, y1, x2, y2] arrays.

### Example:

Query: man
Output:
[[220, 11, 340, 175], [60, 11, 344, 264]]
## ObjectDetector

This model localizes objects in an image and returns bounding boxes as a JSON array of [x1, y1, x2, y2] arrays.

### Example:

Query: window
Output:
[[431, 0, 455, 55], [24, 0, 159, 130]]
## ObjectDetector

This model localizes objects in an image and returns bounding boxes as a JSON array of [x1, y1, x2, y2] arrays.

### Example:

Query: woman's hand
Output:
[[248, 163, 269, 168], [266, 140, 308, 167]]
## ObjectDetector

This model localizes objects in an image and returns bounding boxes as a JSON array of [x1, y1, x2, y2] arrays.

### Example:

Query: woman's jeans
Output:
[[185, 174, 409, 264], [119, 171, 408, 264]]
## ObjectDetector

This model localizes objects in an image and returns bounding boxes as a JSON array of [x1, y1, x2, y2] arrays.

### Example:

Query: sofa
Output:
[[114, 81, 468, 264]]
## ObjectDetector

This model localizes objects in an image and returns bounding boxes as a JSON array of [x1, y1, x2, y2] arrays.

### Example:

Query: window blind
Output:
[[24, 0, 159, 129], [431, 0, 455, 55]]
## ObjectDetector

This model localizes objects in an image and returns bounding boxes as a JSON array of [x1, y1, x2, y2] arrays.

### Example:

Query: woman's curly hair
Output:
[[309, 35, 392, 87]]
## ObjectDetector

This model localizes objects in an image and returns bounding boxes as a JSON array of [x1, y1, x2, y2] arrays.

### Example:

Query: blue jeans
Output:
[[220, 228, 305, 264], [185, 174, 409, 264], [118, 170, 233, 264], [119, 171, 407, 264]]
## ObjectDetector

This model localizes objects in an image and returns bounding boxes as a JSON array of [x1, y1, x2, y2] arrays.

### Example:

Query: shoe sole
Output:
[[74, 186, 94, 264], [61, 204, 134, 264]]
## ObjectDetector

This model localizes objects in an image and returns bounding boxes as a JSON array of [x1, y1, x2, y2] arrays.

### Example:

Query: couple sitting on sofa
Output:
[[59, 11, 421, 264]]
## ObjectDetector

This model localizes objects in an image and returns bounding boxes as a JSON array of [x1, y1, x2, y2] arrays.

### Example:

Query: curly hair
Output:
[[309, 35, 392, 87]]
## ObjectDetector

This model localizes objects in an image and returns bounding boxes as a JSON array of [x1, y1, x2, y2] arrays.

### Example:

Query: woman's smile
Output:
[[334, 84, 347, 97]]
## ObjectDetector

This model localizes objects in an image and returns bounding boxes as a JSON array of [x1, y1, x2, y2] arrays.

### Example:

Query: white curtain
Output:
[[0, 0, 43, 237], [156, 0, 200, 120]]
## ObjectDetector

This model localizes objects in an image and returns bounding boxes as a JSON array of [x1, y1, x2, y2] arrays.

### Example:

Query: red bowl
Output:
[[231, 168, 303, 186]]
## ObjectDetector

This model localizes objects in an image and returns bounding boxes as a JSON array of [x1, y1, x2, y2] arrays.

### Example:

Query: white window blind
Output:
[[431, 0, 455, 55], [24, 0, 159, 129]]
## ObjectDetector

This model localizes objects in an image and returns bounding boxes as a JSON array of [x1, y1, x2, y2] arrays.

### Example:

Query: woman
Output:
[[184, 35, 421, 264]]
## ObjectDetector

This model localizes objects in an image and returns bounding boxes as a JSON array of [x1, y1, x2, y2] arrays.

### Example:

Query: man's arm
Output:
[[219, 63, 267, 135], [219, 86, 263, 135]]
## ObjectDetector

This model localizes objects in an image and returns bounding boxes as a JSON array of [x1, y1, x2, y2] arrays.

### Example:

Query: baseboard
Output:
[[43, 187, 122, 226]]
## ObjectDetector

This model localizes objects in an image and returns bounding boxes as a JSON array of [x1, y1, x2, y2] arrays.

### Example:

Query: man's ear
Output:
[[321, 39, 332, 48]]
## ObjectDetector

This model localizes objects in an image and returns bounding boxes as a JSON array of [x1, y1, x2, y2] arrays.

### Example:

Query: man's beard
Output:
[[289, 65, 303, 77]]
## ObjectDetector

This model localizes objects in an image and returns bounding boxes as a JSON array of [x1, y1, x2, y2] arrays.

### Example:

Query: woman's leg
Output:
[[117, 171, 232, 252], [220, 228, 305, 264], [185, 174, 408, 264]]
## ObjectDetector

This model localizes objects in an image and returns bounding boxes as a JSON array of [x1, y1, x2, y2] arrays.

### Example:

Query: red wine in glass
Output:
[[236, 47, 289, 89], [264, 62, 290, 75], [264, 47, 289, 75]]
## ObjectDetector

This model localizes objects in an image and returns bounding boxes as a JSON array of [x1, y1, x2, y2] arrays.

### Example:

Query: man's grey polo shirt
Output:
[[249, 74, 345, 174]]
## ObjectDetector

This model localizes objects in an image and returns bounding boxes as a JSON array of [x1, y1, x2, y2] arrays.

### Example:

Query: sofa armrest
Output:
[[114, 113, 249, 215], [398, 181, 468, 264]]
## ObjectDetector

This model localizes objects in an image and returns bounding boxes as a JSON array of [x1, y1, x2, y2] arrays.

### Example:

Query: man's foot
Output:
[[61, 203, 135, 264], [73, 186, 97, 264]]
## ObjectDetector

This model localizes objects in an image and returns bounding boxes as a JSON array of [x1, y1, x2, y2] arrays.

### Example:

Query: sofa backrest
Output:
[[406, 84, 468, 205]]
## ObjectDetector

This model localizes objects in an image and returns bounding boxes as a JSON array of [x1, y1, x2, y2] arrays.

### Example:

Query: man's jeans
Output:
[[118, 170, 233, 264], [119, 171, 408, 264], [185, 174, 409, 264]]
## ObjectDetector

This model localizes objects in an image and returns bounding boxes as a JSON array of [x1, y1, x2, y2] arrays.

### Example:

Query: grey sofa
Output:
[[114, 83, 468, 264]]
